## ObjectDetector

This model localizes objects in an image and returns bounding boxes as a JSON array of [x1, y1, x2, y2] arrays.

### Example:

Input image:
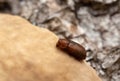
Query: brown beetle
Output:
[[56, 39, 86, 60]]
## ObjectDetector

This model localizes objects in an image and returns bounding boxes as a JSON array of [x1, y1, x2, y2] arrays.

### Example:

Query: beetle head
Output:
[[56, 39, 69, 49]]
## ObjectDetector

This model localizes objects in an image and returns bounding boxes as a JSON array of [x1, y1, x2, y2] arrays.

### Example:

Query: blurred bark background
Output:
[[0, 0, 120, 81]]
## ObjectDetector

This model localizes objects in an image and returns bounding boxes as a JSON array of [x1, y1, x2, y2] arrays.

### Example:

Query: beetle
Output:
[[56, 39, 86, 60]]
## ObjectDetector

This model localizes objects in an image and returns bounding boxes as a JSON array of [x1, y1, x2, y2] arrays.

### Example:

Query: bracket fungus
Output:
[[0, 14, 102, 81]]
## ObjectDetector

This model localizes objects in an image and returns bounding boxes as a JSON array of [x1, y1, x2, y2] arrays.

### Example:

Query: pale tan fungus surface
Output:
[[0, 14, 102, 81]]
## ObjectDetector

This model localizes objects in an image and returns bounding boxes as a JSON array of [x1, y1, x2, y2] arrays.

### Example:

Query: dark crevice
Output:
[[0, 1, 12, 13], [74, 0, 120, 16]]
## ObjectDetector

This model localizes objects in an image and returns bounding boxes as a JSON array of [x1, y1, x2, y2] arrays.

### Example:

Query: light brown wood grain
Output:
[[0, 14, 102, 81]]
